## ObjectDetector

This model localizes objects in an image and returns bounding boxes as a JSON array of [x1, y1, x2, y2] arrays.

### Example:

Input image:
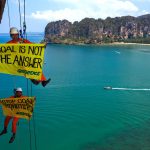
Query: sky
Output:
[[0, 0, 150, 33]]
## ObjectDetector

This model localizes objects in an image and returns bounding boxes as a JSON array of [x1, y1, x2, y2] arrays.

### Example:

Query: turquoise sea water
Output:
[[1, 35, 150, 149]]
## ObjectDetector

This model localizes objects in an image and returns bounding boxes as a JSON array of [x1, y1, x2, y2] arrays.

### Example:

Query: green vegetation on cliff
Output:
[[45, 14, 150, 44]]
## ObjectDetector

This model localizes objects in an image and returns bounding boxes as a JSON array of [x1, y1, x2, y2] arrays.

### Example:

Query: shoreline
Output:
[[109, 42, 150, 46], [47, 41, 150, 46]]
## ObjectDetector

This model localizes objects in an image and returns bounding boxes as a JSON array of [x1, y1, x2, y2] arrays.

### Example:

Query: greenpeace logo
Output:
[[16, 112, 31, 118], [17, 69, 40, 76]]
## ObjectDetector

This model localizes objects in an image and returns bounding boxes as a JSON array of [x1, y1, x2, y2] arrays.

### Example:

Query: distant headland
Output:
[[44, 14, 150, 45]]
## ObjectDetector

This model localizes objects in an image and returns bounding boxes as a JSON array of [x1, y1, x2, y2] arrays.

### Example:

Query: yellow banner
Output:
[[0, 97, 35, 120], [0, 44, 45, 80]]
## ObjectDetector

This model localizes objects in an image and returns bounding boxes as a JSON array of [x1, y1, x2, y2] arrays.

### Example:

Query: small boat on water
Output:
[[104, 86, 112, 90], [115, 51, 121, 54]]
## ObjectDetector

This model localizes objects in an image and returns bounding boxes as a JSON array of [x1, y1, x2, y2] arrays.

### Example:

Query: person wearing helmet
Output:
[[7, 27, 51, 87], [0, 87, 25, 143], [7, 27, 31, 43]]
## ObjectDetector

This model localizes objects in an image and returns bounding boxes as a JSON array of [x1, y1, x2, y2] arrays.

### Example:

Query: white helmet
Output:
[[10, 27, 19, 34], [16, 87, 23, 92]]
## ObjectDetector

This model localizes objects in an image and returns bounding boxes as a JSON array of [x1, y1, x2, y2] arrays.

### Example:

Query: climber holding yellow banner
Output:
[[0, 87, 36, 143], [0, 43, 45, 80], [0, 96, 35, 120]]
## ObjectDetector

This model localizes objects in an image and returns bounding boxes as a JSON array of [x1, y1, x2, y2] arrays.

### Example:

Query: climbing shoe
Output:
[[42, 78, 51, 87], [31, 79, 40, 85], [0, 129, 7, 136], [9, 134, 16, 143]]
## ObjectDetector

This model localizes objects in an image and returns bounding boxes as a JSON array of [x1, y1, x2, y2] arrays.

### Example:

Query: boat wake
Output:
[[112, 88, 150, 91], [104, 86, 150, 91], [115, 51, 121, 54]]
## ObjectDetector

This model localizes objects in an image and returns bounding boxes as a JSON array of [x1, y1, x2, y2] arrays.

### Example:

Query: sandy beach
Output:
[[110, 42, 150, 46]]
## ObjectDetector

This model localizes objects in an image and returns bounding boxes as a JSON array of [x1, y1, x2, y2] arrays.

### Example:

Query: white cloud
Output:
[[30, 9, 87, 22], [141, 10, 149, 14], [51, 0, 80, 3], [29, 0, 140, 22]]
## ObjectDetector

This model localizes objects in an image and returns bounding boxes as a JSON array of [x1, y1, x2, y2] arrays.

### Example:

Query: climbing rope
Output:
[[18, 0, 23, 39], [30, 84, 38, 150], [23, 0, 37, 148], [28, 120, 32, 150], [22, 0, 37, 147], [32, 111, 38, 150], [23, 0, 27, 39], [26, 79, 32, 150], [6, 0, 10, 28], [26, 80, 38, 150]]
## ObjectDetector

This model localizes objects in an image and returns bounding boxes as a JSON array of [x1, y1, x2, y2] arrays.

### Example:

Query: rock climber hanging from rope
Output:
[[0, 87, 25, 143], [7, 27, 51, 87]]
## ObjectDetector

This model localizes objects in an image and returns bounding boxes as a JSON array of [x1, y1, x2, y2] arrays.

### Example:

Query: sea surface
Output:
[[1, 34, 150, 150]]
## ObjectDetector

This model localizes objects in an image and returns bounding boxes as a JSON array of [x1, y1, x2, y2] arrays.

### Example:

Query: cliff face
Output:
[[44, 14, 150, 44], [45, 20, 72, 38]]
